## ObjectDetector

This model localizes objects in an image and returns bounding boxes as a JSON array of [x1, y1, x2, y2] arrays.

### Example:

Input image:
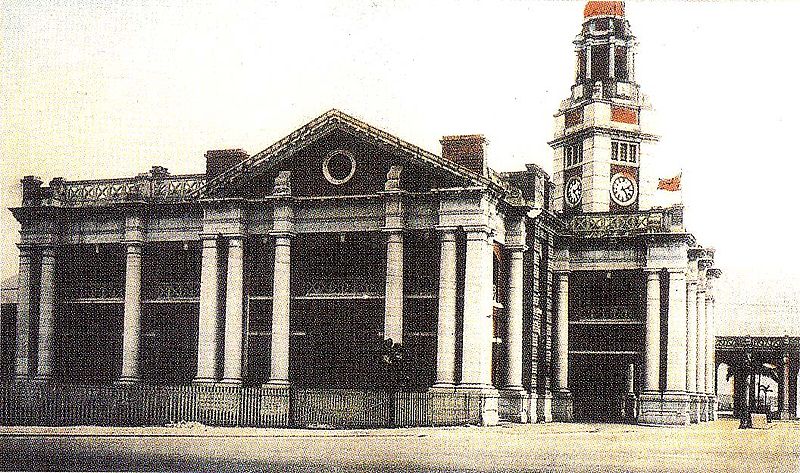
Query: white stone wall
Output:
[[582, 134, 611, 212]]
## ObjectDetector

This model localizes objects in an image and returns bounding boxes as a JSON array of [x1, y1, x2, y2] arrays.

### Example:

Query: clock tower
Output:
[[550, 1, 659, 214]]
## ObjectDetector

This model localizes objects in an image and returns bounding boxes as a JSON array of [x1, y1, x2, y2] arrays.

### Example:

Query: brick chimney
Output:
[[205, 149, 249, 180], [440, 135, 487, 177]]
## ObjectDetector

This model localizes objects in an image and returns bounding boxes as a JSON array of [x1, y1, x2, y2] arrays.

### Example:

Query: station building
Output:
[[0, 1, 719, 427]]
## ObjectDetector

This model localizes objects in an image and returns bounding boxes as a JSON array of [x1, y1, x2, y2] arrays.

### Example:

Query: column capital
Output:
[[696, 283, 707, 293], [227, 234, 245, 246], [507, 244, 528, 254], [40, 246, 56, 258], [199, 233, 220, 241], [268, 230, 296, 240], [554, 269, 571, 275], [437, 227, 458, 243], [463, 225, 490, 237], [644, 267, 661, 276], [16, 243, 34, 254]]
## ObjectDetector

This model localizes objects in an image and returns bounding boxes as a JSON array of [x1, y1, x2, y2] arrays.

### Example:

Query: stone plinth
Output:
[[699, 395, 709, 422], [457, 386, 500, 426], [528, 392, 553, 423], [708, 395, 718, 421], [638, 391, 691, 426], [689, 394, 701, 423], [552, 390, 573, 422], [498, 388, 530, 423]]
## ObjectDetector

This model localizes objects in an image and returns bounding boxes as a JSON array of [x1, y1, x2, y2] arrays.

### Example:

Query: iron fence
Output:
[[0, 383, 478, 428]]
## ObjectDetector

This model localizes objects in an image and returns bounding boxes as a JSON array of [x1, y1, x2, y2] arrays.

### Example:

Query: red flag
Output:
[[658, 173, 681, 191]]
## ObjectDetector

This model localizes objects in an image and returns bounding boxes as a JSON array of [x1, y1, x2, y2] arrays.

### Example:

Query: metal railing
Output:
[[301, 276, 384, 297], [62, 283, 124, 301], [142, 281, 201, 301], [0, 383, 479, 428]]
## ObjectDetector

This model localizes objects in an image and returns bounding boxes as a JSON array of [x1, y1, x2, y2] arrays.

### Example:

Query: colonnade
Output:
[[13, 221, 530, 393], [549, 258, 720, 423]]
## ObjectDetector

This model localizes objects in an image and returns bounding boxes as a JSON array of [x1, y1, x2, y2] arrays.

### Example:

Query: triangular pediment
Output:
[[195, 109, 500, 199]]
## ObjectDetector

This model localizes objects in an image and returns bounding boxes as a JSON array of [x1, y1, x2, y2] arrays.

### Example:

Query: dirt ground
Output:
[[0, 418, 798, 472]]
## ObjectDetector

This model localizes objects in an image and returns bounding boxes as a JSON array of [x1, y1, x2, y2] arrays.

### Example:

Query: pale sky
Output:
[[2, 1, 799, 335]]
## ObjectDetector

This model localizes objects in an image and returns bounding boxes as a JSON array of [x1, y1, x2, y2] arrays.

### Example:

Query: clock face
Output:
[[565, 176, 582, 208], [610, 173, 638, 206]]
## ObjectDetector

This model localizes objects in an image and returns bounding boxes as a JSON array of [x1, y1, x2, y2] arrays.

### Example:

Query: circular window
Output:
[[323, 150, 356, 185]]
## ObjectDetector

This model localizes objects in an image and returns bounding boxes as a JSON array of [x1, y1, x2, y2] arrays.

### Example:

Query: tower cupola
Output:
[[572, 1, 638, 102]]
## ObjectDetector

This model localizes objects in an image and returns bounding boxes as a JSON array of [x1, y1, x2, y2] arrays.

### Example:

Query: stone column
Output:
[[460, 228, 489, 387], [384, 230, 404, 344], [643, 269, 661, 392], [222, 236, 245, 384], [685, 275, 698, 423], [552, 270, 572, 422], [780, 354, 791, 419], [705, 285, 717, 420], [504, 247, 525, 390], [14, 245, 33, 380], [119, 242, 143, 383], [705, 292, 714, 394], [666, 269, 688, 393], [792, 355, 799, 419], [626, 43, 635, 80], [686, 278, 697, 394], [585, 44, 592, 80], [269, 234, 292, 386], [608, 40, 616, 79], [434, 229, 457, 387], [195, 235, 221, 383], [482, 236, 495, 386], [554, 271, 570, 393], [33, 247, 56, 381], [696, 284, 707, 394]]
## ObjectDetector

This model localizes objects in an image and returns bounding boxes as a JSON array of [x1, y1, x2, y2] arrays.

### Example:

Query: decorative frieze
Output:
[[46, 171, 205, 208], [565, 206, 686, 238], [716, 336, 800, 352]]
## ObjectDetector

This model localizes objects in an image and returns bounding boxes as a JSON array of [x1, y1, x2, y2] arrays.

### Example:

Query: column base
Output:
[[192, 377, 218, 385], [552, 390, 573, 422], [531, 392, 553, 423], [708, 395, 718, 421], [498, 387, 530, 423], [431, 382, 456, 389], [637, 391, 691, 426], [454, 385, 500, 426], [689, 394, 702, 423], [263, 380, 291, 389], [698, 394, 709, 422], [219, 378, 243, 386], [116, 376, 142, 385]]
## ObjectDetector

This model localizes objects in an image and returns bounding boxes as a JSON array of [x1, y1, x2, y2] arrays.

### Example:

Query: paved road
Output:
[[1, 419, 798, 472]]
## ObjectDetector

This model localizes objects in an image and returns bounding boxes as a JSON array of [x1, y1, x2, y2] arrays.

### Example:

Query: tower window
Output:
[[611, 141, 638, 163], [565, 141, 584, 167]]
